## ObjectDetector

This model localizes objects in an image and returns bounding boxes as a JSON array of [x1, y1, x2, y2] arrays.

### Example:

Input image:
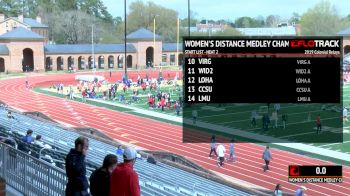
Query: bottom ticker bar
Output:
[[288, 177, 342, 183]]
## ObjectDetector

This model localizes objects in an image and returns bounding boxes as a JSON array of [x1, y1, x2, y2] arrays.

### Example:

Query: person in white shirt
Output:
[[343, 107, 348, 122], [216, 143, 226, 167], [34, 135, 52, 149], [274, 104, 281, 114], [271, 111, 278, 128]]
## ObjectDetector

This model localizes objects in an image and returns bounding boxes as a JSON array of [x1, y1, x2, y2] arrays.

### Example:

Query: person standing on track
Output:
[[262, 146, 272, 172], [316, 114, 322, 134], [216, 143, 226, 167], [271, 111, 278, 129], [282, 113, 287, 129], [228, 138, 236, 162], [69, 86, 74, 100], [274, 103, 280, 114], [25, 80, 29, 89], [175, 101, 180, 116], [307, 112, 311, 122], [160, 96, 165, 112], [251, 110, 257, 127], [208, 135, 217, 159], [262, 114, 270, 131], [192, 109, 198, 124], [82, 89, 87, 103]]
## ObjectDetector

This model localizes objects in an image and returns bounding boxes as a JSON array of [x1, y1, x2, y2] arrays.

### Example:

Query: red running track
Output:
[[0, 71, 349, 196]]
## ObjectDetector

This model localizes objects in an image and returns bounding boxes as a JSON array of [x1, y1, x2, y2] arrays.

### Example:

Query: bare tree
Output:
[[53, 10, 103, 44]]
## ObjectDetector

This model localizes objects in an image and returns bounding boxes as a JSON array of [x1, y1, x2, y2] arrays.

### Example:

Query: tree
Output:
[[235, 16, 264, 28], [235, 17, 252, 28], [57, 0, 78, 10], [254, 16, 265, 27], [213, 27, 242, 36], [289, 12, 300, 24], [265, 15, 280, 27], [0, 0, 22, 16], [113, 16, 122, 26], [52, 10, 103, 44], [126, 1, 180, 42], [300, 0, 348, 36], [180, 10, 198, 27]]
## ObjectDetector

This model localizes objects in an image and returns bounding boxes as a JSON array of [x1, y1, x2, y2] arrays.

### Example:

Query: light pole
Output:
[[176, 17, 180, 66], [124, 0, 128, 81], [91, 24, 95, 75], [153, 15, 159, 69], [188, 0, 190, 36], [153, 16, 156, 68]]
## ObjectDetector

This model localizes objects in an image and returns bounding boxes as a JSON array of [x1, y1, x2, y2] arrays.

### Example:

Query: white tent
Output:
[[75, 75, 105, 82]]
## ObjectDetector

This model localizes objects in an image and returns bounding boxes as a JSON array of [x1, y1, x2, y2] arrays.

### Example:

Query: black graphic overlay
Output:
[[288, 165, 342, 183], [182, 37, 343, 144], [184, 37, 341, 103]]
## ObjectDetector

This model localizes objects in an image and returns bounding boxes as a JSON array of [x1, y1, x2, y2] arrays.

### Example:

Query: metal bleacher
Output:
[[0, 107, 251, 196]]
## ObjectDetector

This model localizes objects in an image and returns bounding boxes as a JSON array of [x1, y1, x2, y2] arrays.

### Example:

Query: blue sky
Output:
[[102, 0, 350, 21]]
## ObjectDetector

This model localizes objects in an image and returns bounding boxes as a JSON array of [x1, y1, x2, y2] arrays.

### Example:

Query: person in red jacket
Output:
[[110, 147, 140, 196], [141, 82, 146, 93], [148, 95, 153, 108], [160, 97, 165, 112]]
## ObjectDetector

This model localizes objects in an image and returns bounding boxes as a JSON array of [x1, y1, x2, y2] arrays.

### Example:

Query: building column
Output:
[[74, 56, 79, 71], [104, 55, 109, 70], [84, 56, 89, 69], [174, 53, 179, 66], [52, 57, 57, 71], [61, 56, 67, 71], [166, 54, 170, 66], [114, 55, 117, 70]]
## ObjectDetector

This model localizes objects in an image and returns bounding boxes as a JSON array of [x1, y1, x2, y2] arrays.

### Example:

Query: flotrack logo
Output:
[[290, 40, 339, 48]]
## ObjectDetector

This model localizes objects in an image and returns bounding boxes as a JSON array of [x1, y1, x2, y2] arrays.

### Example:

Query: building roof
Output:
[[44, 44, 137, 54], [4, 17, 48, 28], [236, 26, 296, 36], [0, 44, 9, 55], [337, 27, 350, 35], [0, 27, 44, 40], [23, 18, 48, 28], [126, 28, 162, 41], [162, 43, 183, 52]]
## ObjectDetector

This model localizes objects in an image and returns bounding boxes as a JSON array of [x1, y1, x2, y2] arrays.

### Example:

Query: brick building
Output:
[[0, 17, 183, 73], [0, 14, 48, 41]]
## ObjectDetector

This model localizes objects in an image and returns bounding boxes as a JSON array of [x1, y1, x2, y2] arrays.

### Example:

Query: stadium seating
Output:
[[0, 107, 251, 196]]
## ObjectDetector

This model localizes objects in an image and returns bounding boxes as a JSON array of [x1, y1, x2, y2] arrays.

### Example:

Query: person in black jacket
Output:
[[65, 136, 90, 196], [89, 154, 118, 196]]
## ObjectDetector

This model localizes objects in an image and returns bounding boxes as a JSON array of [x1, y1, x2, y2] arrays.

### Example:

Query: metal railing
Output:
[[0, 142, 67, 196]]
